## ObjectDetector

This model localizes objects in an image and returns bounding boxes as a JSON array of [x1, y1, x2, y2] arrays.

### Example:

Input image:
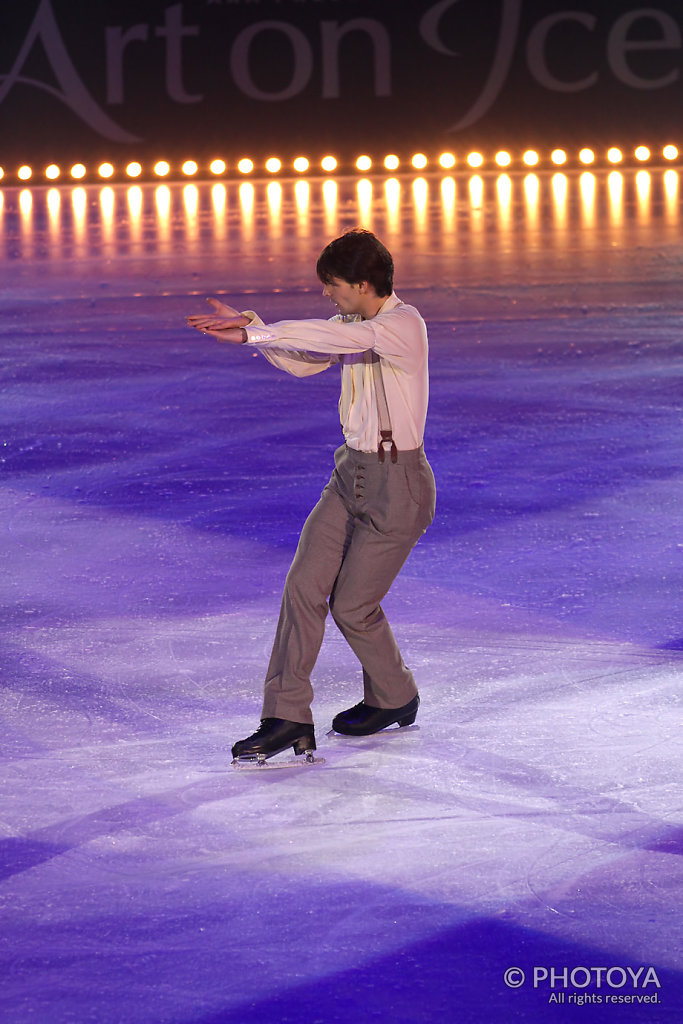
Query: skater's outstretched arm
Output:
[[186, 297, 249, 343]]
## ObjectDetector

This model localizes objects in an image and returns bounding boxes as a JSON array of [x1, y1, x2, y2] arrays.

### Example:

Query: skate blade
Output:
[[326, 724, 420, 739], [231, 749, 326, 771]]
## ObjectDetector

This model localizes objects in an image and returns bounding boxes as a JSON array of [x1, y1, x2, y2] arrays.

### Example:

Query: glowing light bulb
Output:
[[293, 157, 309, 173], [238, 158, 254, 174], [18, 166, 32, 180], [45, 164, 60, 180], [210, 159, 226, 175], [523, 150, 539, 166], [98, 162, 114, 178], [635, 146, 650, 162], [71, 164, 86, 179], [411, 153, 428, 170], [607, 148, 622, 164], [467, 152, 484, 168], [182, 160, 198, 176], [579, 148, 595, 165], [321, 156, 337, 172], [551, 149, 567, 166], [495, 151, 511, 167], [356, 155, 372, 171], [439, 153, 456, 169], [154, 161, 170, 177], [265, 157, 281, 173], [663, 145, 678, 161], [384, 154, 399, 171], [126, 162, 142, 178]]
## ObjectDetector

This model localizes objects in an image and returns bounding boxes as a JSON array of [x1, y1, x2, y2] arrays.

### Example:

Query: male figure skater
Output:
[[187, 229, 435, 761]]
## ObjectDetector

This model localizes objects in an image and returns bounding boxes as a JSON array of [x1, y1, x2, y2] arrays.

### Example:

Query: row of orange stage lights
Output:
[[1, 146, 680, 186]]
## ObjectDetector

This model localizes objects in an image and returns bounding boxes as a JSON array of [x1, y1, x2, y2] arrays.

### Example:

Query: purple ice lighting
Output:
[[0, 170, 681, 1023]]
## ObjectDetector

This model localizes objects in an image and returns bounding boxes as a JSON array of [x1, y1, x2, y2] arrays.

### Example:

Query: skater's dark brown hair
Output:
[[316, 229, 394, 297]]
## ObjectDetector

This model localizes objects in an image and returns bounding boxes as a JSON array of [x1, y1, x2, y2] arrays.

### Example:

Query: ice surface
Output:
[[0, 173, 681, 1022]]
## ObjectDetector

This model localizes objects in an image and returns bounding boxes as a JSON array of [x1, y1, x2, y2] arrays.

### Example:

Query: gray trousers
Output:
[[261, 443, 436, 724]]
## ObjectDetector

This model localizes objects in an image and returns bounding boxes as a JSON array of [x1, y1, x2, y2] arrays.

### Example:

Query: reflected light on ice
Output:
[[127, 184, 144, 249], [412, 177, 428, 234], [607, 171, 623, 226], [636, 170, 650, 221], [357, 178, 372, 224], [523, 173, 539, 232], [384, 177, 400, 234], [294, 180, 309, 240], [211, 184, 227, 242], [468, 175, 484, 253], [46, 188, 60, 255], [127, 185, 143, 248], [551, 172, 567, 232], [127, 184, 142, 219], [580, 172, 596, 228], [155, 185, 171, 248], [267, 181, 282, 229], [19, 187, 32, 219], [439, 177, 456, 246], [99, 186, 115, 250], [72, 186, 87, 253], [19, 189, 32, 258], [155, 184, 170, 217], [239, 182, 254, 243], [322, 179, 337, 234], [294, 179, 309, 221], [664, 169, 678, 223], [183, 185, 199, 252], [496, 174, 512, 234], [211, 183, 226, 214], [183, 183, 198, 217], [468, 174, 483, 209], [47, 187, 60, 242]]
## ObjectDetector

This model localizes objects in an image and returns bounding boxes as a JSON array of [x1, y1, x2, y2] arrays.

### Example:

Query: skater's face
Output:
[[322, 276, 366, 316]]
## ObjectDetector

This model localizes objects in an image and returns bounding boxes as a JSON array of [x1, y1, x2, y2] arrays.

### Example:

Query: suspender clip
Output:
[[378, 430, 398, 464]]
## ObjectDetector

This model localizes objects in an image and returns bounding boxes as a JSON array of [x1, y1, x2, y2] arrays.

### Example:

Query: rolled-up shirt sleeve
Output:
[[238, 296, 431, 450], [239, 310, 336, 378], [241, 296, 427, 374]]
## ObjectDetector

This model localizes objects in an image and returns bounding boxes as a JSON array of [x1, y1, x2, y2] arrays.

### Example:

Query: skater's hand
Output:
[[186, 297, 251, 343]]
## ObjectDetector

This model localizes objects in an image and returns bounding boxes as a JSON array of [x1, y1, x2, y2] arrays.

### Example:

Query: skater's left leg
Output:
[[329, 449, 435, 709]]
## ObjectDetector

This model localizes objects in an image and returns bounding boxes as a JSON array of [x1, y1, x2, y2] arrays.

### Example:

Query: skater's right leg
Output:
[[260, 482, 352, 724]]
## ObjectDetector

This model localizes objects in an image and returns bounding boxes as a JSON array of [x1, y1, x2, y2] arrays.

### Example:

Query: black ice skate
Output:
[[330, 694, 419, 736], [231, 717, 325, 770]]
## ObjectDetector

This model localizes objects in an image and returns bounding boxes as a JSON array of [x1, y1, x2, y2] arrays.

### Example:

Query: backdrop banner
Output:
[[1, 0, 682, 164]]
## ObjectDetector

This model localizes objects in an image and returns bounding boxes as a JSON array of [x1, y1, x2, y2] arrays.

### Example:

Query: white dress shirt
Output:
[[240, 293, 429, 452]]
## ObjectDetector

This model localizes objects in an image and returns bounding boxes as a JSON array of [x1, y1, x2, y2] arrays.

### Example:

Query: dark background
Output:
[[1, 0, 682, 166]]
